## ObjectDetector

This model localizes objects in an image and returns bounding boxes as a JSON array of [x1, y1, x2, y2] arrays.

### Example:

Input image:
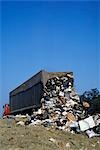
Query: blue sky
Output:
[[0, 1, 100, 115]]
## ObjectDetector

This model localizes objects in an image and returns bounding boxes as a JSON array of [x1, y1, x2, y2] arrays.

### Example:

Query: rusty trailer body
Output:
[[10, 70, 73, 114]]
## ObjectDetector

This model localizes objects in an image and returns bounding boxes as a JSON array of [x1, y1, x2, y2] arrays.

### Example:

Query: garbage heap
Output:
[[27, 74, 86, 130]]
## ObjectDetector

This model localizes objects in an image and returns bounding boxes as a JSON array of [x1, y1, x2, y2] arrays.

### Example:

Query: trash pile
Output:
[[4, 74, 100, 138], [39, 74, 85, 126], [29, 74, 85, 128]]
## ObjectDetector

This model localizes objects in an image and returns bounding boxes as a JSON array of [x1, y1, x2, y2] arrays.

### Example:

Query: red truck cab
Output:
[[3, 104, 10, 116]]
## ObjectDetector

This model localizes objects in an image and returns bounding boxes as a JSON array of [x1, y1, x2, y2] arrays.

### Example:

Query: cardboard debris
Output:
[[79, 116, 96, 131]]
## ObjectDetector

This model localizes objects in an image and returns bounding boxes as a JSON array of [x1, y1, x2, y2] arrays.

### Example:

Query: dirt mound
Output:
[[0, 118, 100, 150]]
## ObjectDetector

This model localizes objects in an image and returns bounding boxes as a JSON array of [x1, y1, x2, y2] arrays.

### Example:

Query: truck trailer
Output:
[[10, 70, 73, 115]]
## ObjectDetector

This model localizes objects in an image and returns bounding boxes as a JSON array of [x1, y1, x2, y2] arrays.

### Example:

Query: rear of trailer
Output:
[[10, 70, 73, 114]]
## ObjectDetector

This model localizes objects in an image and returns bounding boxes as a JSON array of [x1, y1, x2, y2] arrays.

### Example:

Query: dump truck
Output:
[[10, 70, 73, 115]]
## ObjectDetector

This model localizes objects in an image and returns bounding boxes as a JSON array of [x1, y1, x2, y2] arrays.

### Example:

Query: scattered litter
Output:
[[79, 116, 95, 131], [49, 138, 57, 144], [91, 144, 95, 147], [65, 142, 70, 148], [16, 121, 25, 126], [86, 130, 100, 138]]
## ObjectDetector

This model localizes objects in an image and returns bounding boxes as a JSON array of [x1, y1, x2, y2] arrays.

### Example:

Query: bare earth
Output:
[[0, 119, 100, 150]]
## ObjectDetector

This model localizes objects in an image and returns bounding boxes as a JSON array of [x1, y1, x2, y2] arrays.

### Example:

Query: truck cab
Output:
[[3, 104, 10, 116]]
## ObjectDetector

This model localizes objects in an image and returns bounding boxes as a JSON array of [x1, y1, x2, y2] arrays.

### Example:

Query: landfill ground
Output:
[[0, 118, 100, 150]]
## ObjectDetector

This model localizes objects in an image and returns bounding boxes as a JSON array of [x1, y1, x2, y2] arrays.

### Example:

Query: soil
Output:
[[0, 118, 100, 150]]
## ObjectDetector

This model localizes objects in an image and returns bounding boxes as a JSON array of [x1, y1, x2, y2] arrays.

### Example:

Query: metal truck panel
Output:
[[10, 70, 73, 113]]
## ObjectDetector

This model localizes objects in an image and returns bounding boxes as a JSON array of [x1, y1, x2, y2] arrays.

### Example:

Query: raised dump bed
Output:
[[10, 70, 73, 114]]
